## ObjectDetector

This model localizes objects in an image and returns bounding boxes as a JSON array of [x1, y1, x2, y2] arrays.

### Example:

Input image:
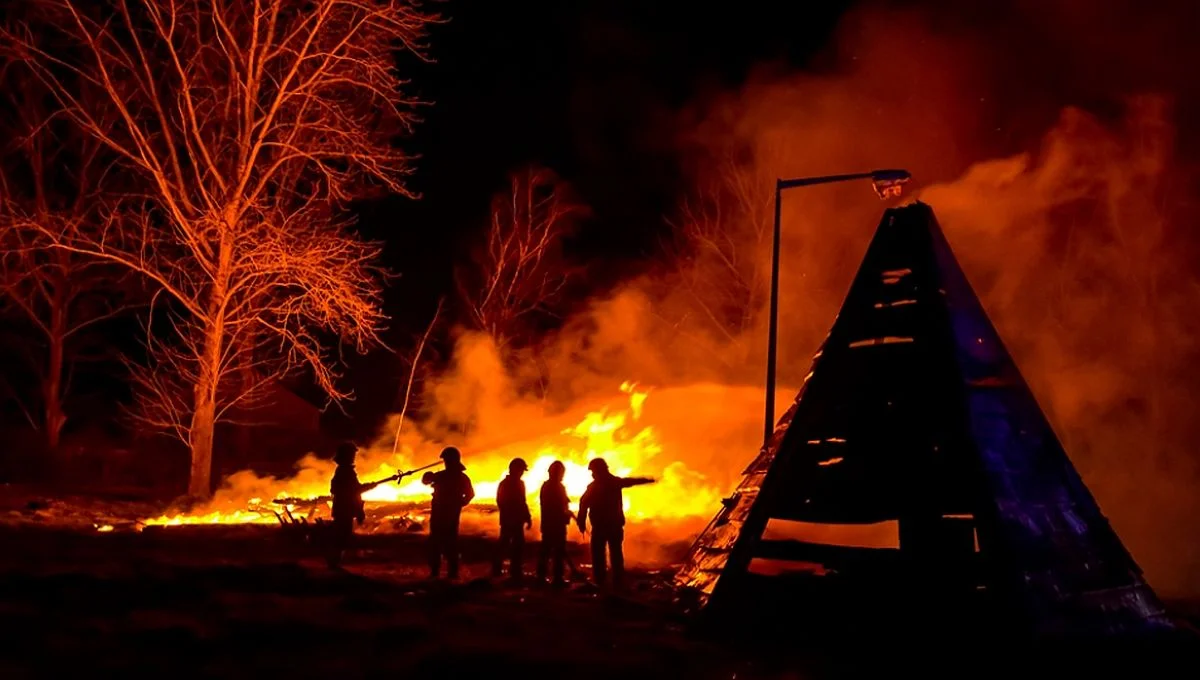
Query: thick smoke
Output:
[[923, 99, 1200, 599], [465, 0, 1200, 591], [625, 1, 1200, 596], [187, 0, 1200, 591]]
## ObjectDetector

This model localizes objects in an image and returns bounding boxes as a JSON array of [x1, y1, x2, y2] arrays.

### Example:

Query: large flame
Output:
[[141, 382, 722, 528]]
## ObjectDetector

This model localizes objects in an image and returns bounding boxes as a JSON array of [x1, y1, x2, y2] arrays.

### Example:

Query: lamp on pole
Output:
[[762, 169, 911, 447]]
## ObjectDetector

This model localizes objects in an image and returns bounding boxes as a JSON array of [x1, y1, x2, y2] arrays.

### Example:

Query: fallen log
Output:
[[273, 496, 331, 506]]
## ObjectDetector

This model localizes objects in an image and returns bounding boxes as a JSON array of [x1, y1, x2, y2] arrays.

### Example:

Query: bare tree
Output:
[[457, 165, 586, 347], [0, 64, 133, 452], [4, 0, 438, 497], [392, 297, 441, 453], [662, 153, 773, 354]]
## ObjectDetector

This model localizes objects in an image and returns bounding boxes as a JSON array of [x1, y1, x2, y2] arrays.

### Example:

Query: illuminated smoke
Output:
[[147, 0, 1200, 593]]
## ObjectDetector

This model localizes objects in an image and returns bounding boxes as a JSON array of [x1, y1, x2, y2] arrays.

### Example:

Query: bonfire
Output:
[[139, 383, 723, 537]]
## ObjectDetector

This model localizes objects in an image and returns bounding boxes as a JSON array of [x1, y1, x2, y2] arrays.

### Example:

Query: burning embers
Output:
[[140, 383, 722, 533]]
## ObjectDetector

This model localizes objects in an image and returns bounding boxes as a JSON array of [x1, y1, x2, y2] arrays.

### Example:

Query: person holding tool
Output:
[[424, 446, 474, 579], [326, 441, 437, 568]]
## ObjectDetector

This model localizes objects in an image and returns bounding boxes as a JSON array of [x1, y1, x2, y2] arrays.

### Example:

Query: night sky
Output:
[[0, 0, 863, 440], [362, 0, 856, 297], [338, 0, 858, 432], [324, 0, 1200, 434], [5, 0, 1198, 440]]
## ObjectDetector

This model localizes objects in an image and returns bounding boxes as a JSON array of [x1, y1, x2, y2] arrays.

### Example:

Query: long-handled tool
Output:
[[357, 460, 443, 496], [389, 460, 442, 481]]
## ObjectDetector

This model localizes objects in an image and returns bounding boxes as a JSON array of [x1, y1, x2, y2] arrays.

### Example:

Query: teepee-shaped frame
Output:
[[675, 202, 1172, 636]]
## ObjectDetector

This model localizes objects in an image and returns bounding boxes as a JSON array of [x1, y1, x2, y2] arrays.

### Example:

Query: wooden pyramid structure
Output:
[[674, 201, 1173, 636]]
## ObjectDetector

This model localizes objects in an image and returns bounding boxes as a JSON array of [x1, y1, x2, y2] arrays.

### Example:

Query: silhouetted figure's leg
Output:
[[565, 538, 579, 580], [511, 528, 524, 581], [427, 525, 441, 578], [537, 533, 550, 581], [551, 531, 565, 584], [590, 530, 607, 586], [328, 517, 353, 568], [494, 526, 509, 577], [609, 529, 624, 588], [446, 516, 460, 579]]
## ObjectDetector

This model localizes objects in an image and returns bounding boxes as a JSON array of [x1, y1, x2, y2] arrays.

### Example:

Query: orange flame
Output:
[[140, 382, 722, 528]]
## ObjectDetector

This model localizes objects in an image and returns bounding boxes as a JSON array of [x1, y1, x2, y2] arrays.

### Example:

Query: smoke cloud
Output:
[[921, 98, 1200, 599], [178, 0, 1200, 594], [622, 0, 1200, 596], [451, 0, 1200, 591]]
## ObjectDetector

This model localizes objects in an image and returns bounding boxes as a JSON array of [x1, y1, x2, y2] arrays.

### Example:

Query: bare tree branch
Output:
[[392, 297, 441, 454], [661, 153, 773, 350], [4, 0, 439, 496], [0, 57, 137, 451], [457, 165, 587, 348]]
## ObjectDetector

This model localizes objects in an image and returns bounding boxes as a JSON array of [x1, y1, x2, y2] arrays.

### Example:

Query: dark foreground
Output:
[[0, 525, 749, 679], [1, 524, 1198, 679]]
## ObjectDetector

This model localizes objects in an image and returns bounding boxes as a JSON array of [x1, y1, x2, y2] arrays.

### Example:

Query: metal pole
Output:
[[778, 171, 873, 190], [764, 179, 783, 447], [759, 169, 909, 449]]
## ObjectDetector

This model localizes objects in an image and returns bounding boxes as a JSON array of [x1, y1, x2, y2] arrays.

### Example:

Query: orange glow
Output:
[[140, 382, 723, 528], [142, 509, 276, 527]]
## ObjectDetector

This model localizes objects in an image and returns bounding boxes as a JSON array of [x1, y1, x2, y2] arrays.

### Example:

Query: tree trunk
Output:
[[188, 387, 215, 498], [43, 290, 67, 452], [43, 344, 65, 451], [188, 322, 223, 498], [188, 217, 234, 499]]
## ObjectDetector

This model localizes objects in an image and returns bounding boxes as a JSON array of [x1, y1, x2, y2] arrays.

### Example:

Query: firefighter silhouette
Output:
[[538, 460, 573, 585], [576, 458, 655, 588], [327, 441, 397, 568], [425, 446, 474, 579], [494, 457, 532, 582]]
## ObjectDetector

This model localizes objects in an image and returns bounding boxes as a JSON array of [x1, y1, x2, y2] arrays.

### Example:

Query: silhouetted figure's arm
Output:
[[618, 476, 656, 488], [358, 476, 397, 494], [462, 476, 475, 507], [495, 479, 510, 512], [331, 469, 369, 524], [522, 484, 533, 528], [562, 487, 576, 521], [330, 472, 356, 498], [577, 488, 592, 533]]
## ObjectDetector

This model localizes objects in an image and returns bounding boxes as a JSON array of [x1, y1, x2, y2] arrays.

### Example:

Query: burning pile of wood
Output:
[[268, 495, 497, 537]]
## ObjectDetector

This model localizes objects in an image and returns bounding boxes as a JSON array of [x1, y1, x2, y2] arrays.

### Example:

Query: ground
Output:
[[0, 524, 756, 679], [1, 488, 1198, 678]]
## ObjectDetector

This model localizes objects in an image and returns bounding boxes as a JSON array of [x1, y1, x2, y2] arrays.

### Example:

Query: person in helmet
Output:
[[424, 446, 474, 579], [327, 441, 401, 568], [493, 457, 532, 582], [576, 457, 655, 589], [538, 460, 574, 586]]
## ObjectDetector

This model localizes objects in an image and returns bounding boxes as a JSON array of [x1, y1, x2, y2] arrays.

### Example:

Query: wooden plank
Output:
[[675, 202, 1173, 638], [753, 539, 903, 568]]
